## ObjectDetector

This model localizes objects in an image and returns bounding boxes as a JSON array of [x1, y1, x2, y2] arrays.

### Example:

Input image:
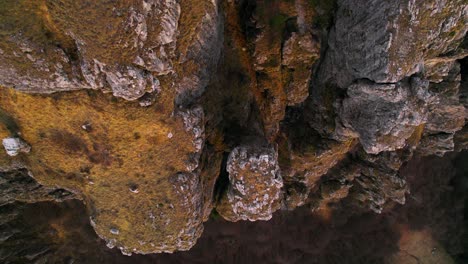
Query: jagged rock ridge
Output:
[[0, 0, 467, 256]]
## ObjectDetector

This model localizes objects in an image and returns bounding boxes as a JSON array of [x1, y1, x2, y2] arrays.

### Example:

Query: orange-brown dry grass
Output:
[[0, 86, 197, 252]]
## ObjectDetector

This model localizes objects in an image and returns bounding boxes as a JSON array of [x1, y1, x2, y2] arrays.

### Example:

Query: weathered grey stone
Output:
[[318, 149, 409, 214], [425, 104, 465, 134], [2, 137, 30, 157], [176, 106, 205, 171], [353, 152, 409, 213], [165, 172, 204, 252], [217, 144, 283, 222], [319, 0, 467, 88], [418, 133, 455, 156], [418, 61, 466, 156], [175, 1, 223, 106], [0, 0, 221, 105], [335, 77, 430, 154], [0, 0, 467, 257], [282, 33, 320, 105]]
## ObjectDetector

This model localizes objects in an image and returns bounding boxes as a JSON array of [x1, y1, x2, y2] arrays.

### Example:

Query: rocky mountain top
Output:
[[0, 0, 467, 257]]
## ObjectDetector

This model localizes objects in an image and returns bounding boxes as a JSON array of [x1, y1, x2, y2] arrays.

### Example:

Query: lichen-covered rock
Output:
[[278, 120, 356, 210], [0, 88, 207, 254], [174, 0, 223, 106], [217, 144, 283, 221], [282, 33, 320, 105], [418, 133, 456, 156], [313, 148, 410, 214], [298, 0, 467, 218], [0, 0, 223, 255], [0, 0, 222, 105], [175, 106, 205, 171], [335, 77, 431, 154], [239, 0, 321, 139], [349, 151, 409, 213], [417, 61, 466, 156], [164, 172, 204, 252], [306, 0, 467, 154], [0, 0, 467, 257], [320, 0, 467, 88]]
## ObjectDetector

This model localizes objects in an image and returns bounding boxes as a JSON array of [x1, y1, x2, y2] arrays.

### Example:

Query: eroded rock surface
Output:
[[0, 0, 222, 255], [217, 144, 283, 221], [335, 77, 431, 154], [0, 0, 222, 105], [0, 168, 77, 206], [1, 137, 30, 157], [0, 0, 467, 256], [319, 0, 467, 87]]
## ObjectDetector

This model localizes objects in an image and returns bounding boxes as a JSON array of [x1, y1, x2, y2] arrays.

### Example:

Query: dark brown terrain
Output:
[[1, 151, 467, 263]]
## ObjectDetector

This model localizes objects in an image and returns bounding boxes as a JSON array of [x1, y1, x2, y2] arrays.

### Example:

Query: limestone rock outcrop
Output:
[[1, 137, 30, 157], [292, 0, 467, 217], [0, 0, 467, 256], [0, 168, 77, 206], [318, 0, 467, 88], [0, 0, 223, 255], [217, 144, 283, 221], [418, 61, 467, 156], [0, 0, 222, 105], [335, 77, 431, 154]]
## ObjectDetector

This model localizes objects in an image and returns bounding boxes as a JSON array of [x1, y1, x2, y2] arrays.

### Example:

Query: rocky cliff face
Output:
[[0, 0, 467, 256]]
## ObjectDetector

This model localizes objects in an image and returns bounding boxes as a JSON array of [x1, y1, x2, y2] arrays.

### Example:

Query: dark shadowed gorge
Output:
[[0, 0, 467, 263]]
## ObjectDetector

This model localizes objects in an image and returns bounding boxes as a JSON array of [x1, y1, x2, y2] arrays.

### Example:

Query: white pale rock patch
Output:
[[2, 137, 31, 156], [110, 228, 120, 235], [220, 144, 283, 222], [176, 106, 205, 172]]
